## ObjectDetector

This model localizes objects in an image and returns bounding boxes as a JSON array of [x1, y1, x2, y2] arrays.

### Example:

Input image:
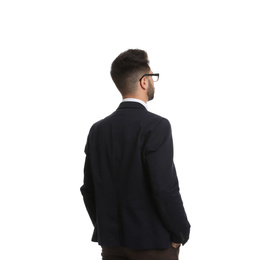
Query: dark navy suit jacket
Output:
[[81, 102, 190, 249]]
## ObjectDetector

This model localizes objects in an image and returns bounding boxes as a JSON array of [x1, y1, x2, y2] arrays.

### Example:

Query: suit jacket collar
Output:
[[117, 101, 147, 110]]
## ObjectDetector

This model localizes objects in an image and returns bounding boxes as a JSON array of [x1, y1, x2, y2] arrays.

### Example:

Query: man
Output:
[[81, 49, 190, 260]]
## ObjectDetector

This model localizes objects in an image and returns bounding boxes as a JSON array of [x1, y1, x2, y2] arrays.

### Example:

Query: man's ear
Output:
[[139, 77, 148, 90]]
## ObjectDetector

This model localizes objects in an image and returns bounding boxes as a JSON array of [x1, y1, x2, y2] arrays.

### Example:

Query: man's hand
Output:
[[171, 242, 181, 248]]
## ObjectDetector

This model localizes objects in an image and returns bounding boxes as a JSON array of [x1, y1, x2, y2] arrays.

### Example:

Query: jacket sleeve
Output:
[[80, 141, 96, 227], [144, 118, 191, 245]]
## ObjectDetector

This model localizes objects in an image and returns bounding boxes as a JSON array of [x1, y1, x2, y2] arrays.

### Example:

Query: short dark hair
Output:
[[110, 49, 150, 96]]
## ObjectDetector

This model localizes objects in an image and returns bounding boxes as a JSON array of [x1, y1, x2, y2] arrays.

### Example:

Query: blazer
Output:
[[80, 102, 190, 250]]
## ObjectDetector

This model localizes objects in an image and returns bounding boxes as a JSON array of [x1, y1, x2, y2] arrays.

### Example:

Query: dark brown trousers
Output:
[[101, 246, 180, 260]]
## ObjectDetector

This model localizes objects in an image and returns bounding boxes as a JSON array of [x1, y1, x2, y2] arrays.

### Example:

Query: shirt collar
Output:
[[122, 98, 148, 109]]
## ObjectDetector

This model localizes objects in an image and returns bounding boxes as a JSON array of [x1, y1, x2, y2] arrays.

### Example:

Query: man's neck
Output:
[[123, 95, 147, 103]]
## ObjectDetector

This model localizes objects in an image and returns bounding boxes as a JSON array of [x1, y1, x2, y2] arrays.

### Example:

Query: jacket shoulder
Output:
[[146, 111, 171, 129], [144, 109, 167, 121], [87, 111, 115, 131]]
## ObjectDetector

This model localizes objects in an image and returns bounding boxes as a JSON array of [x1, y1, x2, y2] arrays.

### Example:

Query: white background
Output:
[[1, 0, 279, 259]]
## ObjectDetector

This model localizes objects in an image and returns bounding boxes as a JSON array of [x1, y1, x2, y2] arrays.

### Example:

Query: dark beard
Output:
[[147, 79, 154, 101]]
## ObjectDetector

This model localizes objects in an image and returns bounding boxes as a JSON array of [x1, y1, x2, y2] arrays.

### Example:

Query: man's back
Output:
[[81, 49, 190, 259], [81, 101, 190, 249]]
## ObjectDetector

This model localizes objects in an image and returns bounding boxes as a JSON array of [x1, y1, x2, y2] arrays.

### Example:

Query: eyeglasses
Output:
[[139, 73, 159, 82]]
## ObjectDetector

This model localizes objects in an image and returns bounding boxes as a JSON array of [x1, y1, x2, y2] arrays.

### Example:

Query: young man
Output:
[[81, 49, 190, 260]]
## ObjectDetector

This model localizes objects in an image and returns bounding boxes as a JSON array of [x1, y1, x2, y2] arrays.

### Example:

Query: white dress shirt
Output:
[[122, 98, 148, 109]]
